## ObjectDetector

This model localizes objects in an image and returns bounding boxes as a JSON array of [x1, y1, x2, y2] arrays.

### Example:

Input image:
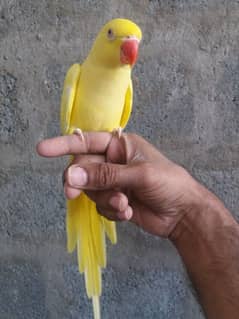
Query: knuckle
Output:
[[95, 163, 118, 188], [127, 132, 138, 140], [127, 132, 145, 145], [139, 162, 156, 186]]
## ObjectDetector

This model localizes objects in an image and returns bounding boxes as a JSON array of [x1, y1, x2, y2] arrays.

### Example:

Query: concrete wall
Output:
[[0, 0, 238, 318]]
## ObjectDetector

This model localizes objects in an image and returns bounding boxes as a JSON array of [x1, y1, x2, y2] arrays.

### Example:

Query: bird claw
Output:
[[73, 128, 85, 142], [112, 127, 123, 139]]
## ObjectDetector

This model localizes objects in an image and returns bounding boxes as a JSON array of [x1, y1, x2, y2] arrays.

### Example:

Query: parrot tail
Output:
[[66, 192, 117, 319]]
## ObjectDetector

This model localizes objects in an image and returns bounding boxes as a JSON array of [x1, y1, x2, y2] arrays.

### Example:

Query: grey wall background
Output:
[[0, 0, 238, 318]]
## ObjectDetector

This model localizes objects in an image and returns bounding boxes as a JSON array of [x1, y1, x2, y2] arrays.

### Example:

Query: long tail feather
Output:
[[66, 192, 117, 319], [92, 296, 100, 319], [66, 203, 77, 253]]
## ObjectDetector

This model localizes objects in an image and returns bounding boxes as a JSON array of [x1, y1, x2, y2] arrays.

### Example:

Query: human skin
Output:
[[37, 132, 239, 319]]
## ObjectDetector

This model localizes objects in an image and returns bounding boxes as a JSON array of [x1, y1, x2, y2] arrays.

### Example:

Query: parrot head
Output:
[[88, 18, 142, 68]]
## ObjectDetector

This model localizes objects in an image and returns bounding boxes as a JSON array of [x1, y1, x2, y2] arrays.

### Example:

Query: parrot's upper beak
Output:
[[120, 36, 139, 66]]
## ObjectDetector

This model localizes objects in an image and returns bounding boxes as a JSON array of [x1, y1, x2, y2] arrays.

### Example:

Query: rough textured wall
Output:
[[0, 0, 238, 318]]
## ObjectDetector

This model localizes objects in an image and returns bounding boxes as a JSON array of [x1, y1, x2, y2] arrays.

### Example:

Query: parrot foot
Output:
[[73, 128, 85, 142], [112, 127, 123, 139]]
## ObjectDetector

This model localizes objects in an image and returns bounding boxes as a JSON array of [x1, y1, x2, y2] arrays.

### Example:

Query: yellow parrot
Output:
[[60, 18, 142, 319]]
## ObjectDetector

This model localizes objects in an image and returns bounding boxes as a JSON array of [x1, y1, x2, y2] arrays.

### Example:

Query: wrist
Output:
[[169, 183, 236, 246], [169, 182, 239, 319]]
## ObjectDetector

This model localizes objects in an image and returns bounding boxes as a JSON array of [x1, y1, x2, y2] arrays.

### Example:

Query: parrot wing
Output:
[[120, 79, 133, 129], [60, 63, 81, 134]]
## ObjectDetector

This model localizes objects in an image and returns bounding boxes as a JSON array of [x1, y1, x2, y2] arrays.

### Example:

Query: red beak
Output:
[[120, 38, 139, 66]]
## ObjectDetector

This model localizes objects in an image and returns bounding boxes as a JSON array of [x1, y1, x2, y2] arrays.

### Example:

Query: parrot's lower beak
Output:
[[120, 37, 139, 66]]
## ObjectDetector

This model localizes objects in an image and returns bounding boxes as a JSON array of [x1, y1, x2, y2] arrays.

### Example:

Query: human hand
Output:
[[37, 132, 205, 237]]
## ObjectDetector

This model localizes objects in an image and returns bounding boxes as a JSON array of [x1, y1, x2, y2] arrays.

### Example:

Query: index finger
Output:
[[36, 132, 113, 157]]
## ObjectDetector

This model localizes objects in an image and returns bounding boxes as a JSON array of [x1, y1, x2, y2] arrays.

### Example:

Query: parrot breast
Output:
[[70, 63, 131, 132]]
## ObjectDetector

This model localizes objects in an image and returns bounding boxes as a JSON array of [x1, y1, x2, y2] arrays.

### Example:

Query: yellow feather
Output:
[[92, 296, 100, 319], [60, 18, 142, 319], [60, 63, 81, 134], [89, 201, 106, 268], [101, 217, 117, 244], [66, 201, 77, 253], [120, 79, 133, 129]]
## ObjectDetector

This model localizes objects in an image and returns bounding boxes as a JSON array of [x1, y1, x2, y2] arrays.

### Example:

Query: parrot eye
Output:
[[107, 28, 115, 40]]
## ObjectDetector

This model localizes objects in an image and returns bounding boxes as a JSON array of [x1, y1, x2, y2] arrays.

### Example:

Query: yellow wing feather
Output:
[[120, 79, 133, 129], [60, 63, 81, 134]]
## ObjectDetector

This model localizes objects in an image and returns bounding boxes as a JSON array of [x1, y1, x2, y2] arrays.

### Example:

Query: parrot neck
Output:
[[85, 47, 132, 71], [82, 59, 131, 82]]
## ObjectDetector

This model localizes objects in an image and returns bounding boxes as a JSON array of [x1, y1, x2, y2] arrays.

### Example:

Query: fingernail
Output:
[[69, 166, 88, 187], [125, 206, 133, 220]]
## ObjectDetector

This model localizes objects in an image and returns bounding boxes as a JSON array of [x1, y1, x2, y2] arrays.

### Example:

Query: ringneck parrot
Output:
[[60, 18, 142, 319]]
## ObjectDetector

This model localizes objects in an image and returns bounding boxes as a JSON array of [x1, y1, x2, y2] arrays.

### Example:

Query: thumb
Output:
[[66, 162, 140, 190]]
